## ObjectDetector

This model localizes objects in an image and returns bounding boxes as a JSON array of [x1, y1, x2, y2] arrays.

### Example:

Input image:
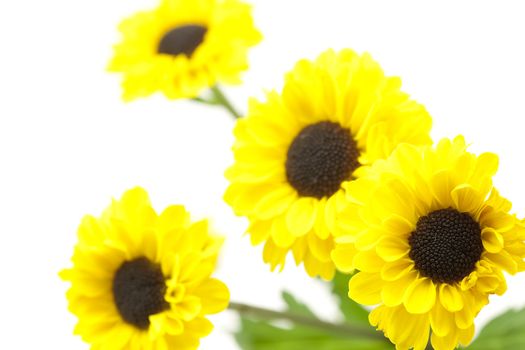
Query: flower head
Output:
[[108, 0, 261, 101], [61, 187, 229, 349], [225, 49, 432, 280], [332, 136, 525, 350]]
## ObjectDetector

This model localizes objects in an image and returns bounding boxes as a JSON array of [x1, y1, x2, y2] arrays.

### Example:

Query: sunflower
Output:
[[61, 187, 230, 349], [331, 136, 525, 350], [224, 49, 432, 280], [108, 0, 261, 101]]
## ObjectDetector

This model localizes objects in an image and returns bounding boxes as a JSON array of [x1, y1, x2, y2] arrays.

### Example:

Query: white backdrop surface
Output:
[[1, 0, 525, 348]]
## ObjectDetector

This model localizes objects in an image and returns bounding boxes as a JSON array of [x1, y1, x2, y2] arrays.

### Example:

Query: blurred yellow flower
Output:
[[61, 187, 229, 350], [225, 49, 432, 280], [332, 136, 525, 350], [109, 0, 261, 101]]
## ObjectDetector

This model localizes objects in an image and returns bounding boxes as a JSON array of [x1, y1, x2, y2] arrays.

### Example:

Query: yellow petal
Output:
[[476, 274, 505, 294], [331, 244, 358, 273], [307, 232, 332, 263], [176, 296, 202, 321], [158, 205, 189, 233], [253, 186, 296, 220], [380, 258, 414, 281], [263, 239, 287, 271], [451, 184, 484, 217], [430, 300, 453, 337], [439, 284, 464, 312], [247, 220, 271, 246], [486, 250, 518, 274], [285, 197, 317, 236], [481, 227, 504, 253], [353, 249, 384, 273], [485, 187, 512, 212], [430, 170, 454, 208], [324, 195, 338, 232], [193, 278, 230, 314], [355, 228, 383, 250], [454, 293, 476, 329], [460, 271, 478, 291], [376, 235, 410, 262], [343, 177, 376, 205], [291, 236, 308, 264], [314, 197, 330, 240], [431, 330, 459, 350], [271, 215, 296, 248], [371, 185, 415, 222], [104, 324, 134, 348], [381, 271, 417, 307], [458, 324, 475, 346], [349, 272, 383, 305], [480, 209, 515, 232], [455, 308, 474, 330], [383, 214, 414, 237], [473, 152, 499, 180], [404, 277, 436, 314], [184, 316, 214, 338]]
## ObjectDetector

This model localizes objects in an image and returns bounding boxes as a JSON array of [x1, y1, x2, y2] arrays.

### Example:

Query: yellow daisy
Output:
[[332, 136, 525, 350], [108, 0, 261, 101], [224, 49, 432, 280], [61, 187, 230, 350]]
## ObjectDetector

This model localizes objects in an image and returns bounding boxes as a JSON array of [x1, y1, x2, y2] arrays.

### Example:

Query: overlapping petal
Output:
[[225, 49, 432, 280], [61, 187, 229, 350], [333, 137, 525, 350]]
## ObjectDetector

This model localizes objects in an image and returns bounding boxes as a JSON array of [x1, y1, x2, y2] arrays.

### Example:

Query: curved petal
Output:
[[349, 272, 383, 305], [331, 244, 358, 273], [439, 284, 464, 312], [285, 197, 317, 237], [404, 277, 437, 314], [481, 227, 504, 253]]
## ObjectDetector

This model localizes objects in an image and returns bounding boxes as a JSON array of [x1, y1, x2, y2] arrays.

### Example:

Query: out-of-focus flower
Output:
[[109, 0, 261, 101]]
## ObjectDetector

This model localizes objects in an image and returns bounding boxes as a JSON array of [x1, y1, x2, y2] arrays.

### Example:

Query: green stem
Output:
[[192, 96, 215, 104], [210, 85, 243, 119], [228, 301, 383, 340]]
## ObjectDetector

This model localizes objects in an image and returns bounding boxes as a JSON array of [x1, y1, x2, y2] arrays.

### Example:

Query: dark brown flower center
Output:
[[409, 208, 483, 284], [112, 257, 168, 329], [158, 25, 207, 57], [285, 121, 360, 199]]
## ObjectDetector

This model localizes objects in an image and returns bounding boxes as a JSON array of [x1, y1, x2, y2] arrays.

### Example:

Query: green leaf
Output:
[[331, 271, 370, 325], [467, 307, 525, 350], [281, 291, 317, 318], [235, 318, 392, 350], [234, 291, 392, 350]]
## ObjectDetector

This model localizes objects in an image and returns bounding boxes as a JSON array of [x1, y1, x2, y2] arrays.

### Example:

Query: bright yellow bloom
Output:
[[332, 136, 525, 350], [108, 0, 261, 101], [61, 187, 229, 350], [225, 49, 432, 280]]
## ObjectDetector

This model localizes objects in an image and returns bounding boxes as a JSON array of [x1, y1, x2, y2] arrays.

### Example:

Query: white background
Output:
[[1, 0, 525, 348]]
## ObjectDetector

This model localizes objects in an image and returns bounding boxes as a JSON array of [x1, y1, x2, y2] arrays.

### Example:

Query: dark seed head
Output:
[[112, 257, 168, 329], [408, 208, 483, 284], [158, 25, 207, 57], [285, 121, 360, 199]]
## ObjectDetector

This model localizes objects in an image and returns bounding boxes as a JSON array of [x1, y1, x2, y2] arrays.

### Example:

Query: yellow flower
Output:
[[61, 187, 229, 350], [332, 136, 525, 350], [108, 0, 261, 101], [225, 49, 432, 280]]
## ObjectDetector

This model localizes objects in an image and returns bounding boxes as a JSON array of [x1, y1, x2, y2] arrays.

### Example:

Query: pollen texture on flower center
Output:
[[158, 25, 207, 57], [285, 121, 360, 199], [112, 257, 168, 329], [409, 208, 483, 284]]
